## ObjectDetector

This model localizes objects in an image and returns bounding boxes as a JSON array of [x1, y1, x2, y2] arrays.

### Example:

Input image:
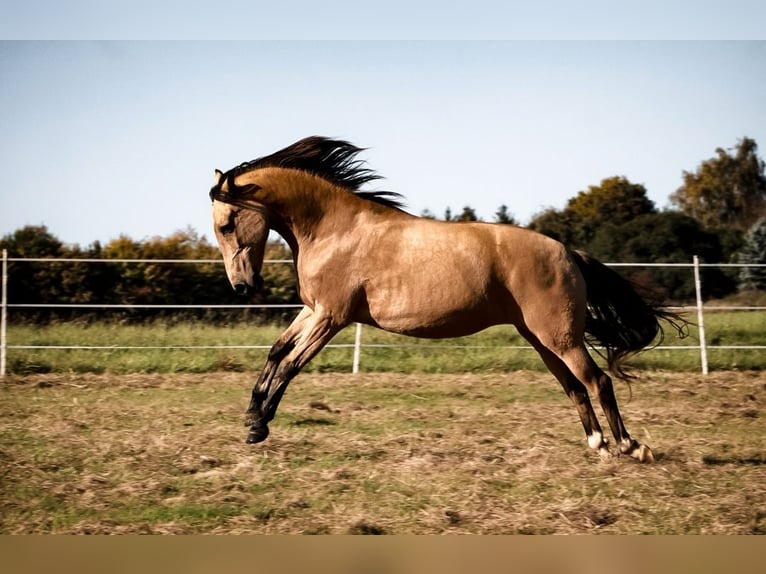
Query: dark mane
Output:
[[215, 136, 405, 209]]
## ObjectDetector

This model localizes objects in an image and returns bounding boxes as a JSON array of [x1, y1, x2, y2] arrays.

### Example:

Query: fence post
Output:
[[1, 249, 7, 378], [693, 255, 709, 376], [352, 322, 363, 374]]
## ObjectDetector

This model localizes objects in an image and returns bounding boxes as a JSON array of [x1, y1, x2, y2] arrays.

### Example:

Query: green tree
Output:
[[56, 241, 112, 306], [1, 225, 63, 257], [494, 204, 517, 224], [99, 229, 299, 322], [670, 137, 766, 231], [527, 207, 577, 245], [0, 224, 300, 324], [738, 217, 766, 291], [588, 212, 735, 300], [102, 235, 147, 306], [0, 226, 64, 310], [454, 206, 480, 222], [528, 176, 656, 248]]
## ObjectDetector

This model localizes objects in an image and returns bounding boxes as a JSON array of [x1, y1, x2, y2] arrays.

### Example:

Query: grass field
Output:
[[1, 370, 764, 534], [4, 309, 765, 374]]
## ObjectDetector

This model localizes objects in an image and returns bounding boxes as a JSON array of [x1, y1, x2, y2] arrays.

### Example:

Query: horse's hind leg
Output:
[[520, 326, 654, 462], [518, 328, 612, 460], [586, 361, 654, 462], [556, 345, 654, 463]]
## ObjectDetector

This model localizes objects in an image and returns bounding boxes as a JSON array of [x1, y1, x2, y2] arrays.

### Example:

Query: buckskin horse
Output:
[[209, 136, 685, 462]]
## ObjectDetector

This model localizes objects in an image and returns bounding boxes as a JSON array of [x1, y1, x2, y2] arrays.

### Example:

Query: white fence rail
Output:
[[1, 250, 765, 377]]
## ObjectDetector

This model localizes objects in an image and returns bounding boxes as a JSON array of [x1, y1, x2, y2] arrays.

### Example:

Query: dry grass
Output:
[[1, 370, 765, 534]]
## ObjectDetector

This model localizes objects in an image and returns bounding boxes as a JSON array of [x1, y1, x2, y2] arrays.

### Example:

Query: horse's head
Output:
[[210, 170, 269, 296]]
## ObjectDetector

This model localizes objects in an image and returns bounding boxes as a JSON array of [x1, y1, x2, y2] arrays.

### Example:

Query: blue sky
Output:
[[2, 1, 765, 40], [1, 6, 765, 247]]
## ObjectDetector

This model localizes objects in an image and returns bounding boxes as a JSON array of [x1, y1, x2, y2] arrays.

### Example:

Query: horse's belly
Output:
[[380, 316, 500, 339], [365, 287, 506, 339]]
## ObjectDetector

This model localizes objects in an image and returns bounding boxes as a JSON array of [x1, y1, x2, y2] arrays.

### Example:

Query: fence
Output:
[[1, 249, 765, 377]]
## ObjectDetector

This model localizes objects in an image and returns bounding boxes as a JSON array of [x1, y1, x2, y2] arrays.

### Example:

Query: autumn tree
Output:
[[670, 137, 766, 231]]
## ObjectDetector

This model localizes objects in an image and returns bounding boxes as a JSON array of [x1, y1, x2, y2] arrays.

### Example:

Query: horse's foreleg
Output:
[[245, 308, 342, 444], [244, 306, 313, 437]]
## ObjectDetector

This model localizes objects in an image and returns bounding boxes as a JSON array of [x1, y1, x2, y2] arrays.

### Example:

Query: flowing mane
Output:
[[212, 136, 405, 209]]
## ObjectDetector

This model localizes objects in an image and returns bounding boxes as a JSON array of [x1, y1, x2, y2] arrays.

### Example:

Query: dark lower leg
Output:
[[593, 370, 654, 462], [244, 312, 340, 444], [245, 363, 299, 443], [244, 308, 312, 440], [521, 328, 611, 458], [567, 382, 610, 457], [594, 371, 631, 444]]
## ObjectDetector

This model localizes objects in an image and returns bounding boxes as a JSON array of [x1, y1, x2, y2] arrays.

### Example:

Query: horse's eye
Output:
[[220, 222, 235, 235]]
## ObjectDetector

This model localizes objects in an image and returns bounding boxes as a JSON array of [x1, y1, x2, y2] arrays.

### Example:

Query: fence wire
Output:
[[2, 251, 765, 376]]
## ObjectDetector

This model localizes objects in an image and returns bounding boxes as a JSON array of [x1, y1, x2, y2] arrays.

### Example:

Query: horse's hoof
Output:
[[635, 444, 655, 463], [619, 438, 654, 463], [246, 425, 269, 444]]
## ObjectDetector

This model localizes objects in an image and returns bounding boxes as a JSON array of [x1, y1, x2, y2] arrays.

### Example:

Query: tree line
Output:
[[2, 137, 765, 323], [0, 227, 298, 324], [426, 137, 766, 301]]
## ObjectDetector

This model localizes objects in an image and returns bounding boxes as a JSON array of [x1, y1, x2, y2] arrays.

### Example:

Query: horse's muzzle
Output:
[[233, 274, 264, 296]]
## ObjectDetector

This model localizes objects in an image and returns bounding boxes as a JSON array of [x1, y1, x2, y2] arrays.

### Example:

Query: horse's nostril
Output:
[[234, 283, 249, 295]]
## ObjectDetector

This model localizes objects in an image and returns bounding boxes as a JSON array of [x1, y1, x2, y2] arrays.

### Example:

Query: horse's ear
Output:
[[210, 170, 228, 202]]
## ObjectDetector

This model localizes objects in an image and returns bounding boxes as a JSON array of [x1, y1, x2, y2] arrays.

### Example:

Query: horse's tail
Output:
[[569, 249, 687, 379]]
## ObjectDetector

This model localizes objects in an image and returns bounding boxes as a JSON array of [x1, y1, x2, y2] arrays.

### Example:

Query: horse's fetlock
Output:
[[244, 409, 259, 427], [587, 431, 607, 450], [619, 438, 639, 455]]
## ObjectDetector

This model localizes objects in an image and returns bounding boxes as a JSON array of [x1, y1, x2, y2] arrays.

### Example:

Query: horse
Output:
[[209, 136, 685, 462]]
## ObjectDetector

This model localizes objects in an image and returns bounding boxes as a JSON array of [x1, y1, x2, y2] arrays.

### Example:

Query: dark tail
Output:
[[570, 250, 688, 379]]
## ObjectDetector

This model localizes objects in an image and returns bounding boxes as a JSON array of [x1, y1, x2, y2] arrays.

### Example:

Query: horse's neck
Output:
[[266, 178, 358, 249]]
